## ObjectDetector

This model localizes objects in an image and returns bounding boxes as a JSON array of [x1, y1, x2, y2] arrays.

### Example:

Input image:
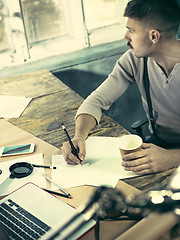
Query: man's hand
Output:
[[62, 136, 86, 165], [121, 143, 180, 175], [62, 114, 96, 165]]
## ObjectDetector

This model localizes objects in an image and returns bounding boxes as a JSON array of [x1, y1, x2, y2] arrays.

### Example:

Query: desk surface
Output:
[[0, 70, 177, 240], [1, 70, 175, 192], [0, 70, 176, 239]]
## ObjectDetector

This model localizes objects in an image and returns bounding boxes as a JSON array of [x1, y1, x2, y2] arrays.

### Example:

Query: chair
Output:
[[131, 118, 150, 142]]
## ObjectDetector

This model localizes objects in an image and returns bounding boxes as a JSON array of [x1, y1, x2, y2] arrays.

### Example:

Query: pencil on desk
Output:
[[32, 164, 56, 169], [42, 173, 71, 198], [61, 123, 83, 166], [42, 188, 71, 198]]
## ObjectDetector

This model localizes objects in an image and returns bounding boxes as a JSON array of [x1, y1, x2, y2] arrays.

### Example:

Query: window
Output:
[[82, 0, 126, 46], [0, 0, 128, 68]]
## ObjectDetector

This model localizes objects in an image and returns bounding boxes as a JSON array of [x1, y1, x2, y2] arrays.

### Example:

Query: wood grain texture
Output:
[[2, 70, 175, 192], [0, 70, 67, 98]]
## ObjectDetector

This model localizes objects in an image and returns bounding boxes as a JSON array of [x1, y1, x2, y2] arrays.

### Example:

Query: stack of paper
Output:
[[51, 137, 137, 189]]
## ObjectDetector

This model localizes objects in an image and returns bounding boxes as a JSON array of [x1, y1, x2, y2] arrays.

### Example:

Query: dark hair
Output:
[[124, 0, 180, 32]]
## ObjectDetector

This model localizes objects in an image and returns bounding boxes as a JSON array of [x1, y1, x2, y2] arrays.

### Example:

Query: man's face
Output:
[[124, 18, 154, 58]]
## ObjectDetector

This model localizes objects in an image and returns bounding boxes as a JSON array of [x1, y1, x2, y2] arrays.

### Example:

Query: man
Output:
[[62, 0, 180, 175]]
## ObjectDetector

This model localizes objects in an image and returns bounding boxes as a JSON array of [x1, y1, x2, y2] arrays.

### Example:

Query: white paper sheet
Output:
[[0, 95, 32, 118], [0, 153, 46, 195], [51, 137, 137, 189]]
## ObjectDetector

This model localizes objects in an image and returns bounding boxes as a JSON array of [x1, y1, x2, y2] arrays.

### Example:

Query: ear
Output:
[[149, 29, 160, 44]]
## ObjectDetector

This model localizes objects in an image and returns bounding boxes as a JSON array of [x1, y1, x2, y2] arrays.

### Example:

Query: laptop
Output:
[[0, 182, 96, 240]]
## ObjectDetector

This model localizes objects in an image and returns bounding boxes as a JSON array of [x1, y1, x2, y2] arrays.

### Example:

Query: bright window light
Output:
[[0, 0, 128, 68]]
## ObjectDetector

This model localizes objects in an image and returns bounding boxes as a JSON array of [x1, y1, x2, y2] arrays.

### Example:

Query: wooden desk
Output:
[[1, 70, 175, 191], [0, 70, 177, 239]]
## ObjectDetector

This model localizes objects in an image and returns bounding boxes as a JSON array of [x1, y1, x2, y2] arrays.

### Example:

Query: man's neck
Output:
[[150, 38, 180, 77]]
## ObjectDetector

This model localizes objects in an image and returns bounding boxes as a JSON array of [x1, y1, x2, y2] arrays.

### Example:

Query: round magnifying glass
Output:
[[9, 162, 33, 178], [0, 162, 34, 194]]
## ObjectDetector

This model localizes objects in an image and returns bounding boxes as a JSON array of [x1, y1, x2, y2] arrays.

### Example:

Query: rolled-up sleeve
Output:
[[76, 50, 136, 124]]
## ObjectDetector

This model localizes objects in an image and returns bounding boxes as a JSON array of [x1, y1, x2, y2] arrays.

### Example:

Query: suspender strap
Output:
[[143, 57, 157, 137]]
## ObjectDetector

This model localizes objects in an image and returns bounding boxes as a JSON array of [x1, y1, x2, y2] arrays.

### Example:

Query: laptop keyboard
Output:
[[0, 199, 51, 240]]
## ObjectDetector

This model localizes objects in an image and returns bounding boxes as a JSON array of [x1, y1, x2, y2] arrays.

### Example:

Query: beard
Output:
[[127, 42, 133, 49], [127, 42, 152, 58]]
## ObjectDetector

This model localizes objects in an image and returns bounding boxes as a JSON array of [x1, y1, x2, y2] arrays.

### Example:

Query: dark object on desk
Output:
[[42, 173, 71, 198], [61, 123, 83, 166], [0, 162, 33, 191], [42, 188, 72, 198], [0, 169, 2, 174], [8, 162, 55, 179], [9, 162, 33, 179], [32, 164, 56, 169]]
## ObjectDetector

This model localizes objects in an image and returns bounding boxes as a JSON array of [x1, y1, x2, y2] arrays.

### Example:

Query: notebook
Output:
[[0, 182, 96, 240]]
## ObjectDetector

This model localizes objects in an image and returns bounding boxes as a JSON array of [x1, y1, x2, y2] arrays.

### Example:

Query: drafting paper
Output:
[[51, 137, 137, 189], [0, 153, 46, 195], [0, 95, 32, 118]]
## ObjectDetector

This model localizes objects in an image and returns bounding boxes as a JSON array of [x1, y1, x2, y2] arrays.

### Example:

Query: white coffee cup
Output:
[[119, 134, 142, 157]]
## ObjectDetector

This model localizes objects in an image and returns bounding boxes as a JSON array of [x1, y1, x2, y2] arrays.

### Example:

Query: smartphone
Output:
[[0, 144, 35, 157]]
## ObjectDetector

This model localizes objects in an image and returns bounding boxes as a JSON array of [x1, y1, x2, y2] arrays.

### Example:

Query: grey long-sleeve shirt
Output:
[[76, 50, 180, 143]]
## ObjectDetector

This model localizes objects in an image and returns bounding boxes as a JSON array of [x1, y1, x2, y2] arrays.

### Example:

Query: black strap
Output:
[[143, 58, 180, 148], [143, 57, 157, 137]]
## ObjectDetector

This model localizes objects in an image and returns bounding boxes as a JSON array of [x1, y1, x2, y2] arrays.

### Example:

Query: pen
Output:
[[42, 188, 71, 198], [61, 123, 83, 166], [42, 173, 71, 198], [32, 164, 56, 169]]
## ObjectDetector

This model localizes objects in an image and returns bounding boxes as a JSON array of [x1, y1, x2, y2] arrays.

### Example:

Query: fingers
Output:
[[62, 138, 86, 165], [62, 142, 80, 165], [128, 166, 153, 175], [63, 152, 80, 165], [121, 144, 164, 175], [122, 149, 147, 161], [122, 156, 147, 167], [121, 148, 152, 175], [123, 159, 152, 175], [142, 142, 158, 150], [78, 141, 86, 161]]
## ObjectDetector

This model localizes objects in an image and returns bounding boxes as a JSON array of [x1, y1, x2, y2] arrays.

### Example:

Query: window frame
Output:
[[0, 0, 128, 68]]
